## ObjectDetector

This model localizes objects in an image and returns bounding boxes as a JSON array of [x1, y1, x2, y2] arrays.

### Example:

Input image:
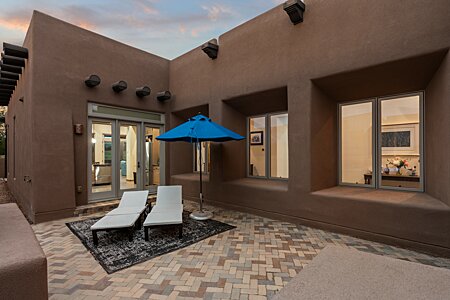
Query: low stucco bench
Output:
[[0, 203, 48, 300]]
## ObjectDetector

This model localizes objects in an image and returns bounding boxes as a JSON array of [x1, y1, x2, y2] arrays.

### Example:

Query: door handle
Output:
[[137, 162, 140, 168]]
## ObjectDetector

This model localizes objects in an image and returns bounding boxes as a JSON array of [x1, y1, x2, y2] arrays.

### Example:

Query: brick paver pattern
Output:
[[30, 199, 450, 300]]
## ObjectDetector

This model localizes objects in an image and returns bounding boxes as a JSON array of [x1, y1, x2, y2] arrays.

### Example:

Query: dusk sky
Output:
[[0, 0, 284, 59]]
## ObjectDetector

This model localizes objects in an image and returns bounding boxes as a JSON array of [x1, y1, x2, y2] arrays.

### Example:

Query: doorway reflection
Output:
[[91, 121, 113, 194], [145, 126, 160, 194], [120, 124, 138, 191]]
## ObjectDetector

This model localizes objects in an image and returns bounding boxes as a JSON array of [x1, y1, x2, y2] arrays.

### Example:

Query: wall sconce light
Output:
[[201, 39, 219, 59], [73, 124, 84, 135], [112, 80, 127, 92], [156, 91, 171, 101], [84, 74, 101, 87], [136, 86, 151, 97], [283, 0, 306, 25]]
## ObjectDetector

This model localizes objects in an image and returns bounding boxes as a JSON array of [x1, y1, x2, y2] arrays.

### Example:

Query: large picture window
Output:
[[339, 93, 423, 191], [248, 113, 288, 179]]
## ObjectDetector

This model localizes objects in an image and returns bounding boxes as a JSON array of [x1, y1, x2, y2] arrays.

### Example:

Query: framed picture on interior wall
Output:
[[381, 123, 419, 155], [250, 131, 264, 145]]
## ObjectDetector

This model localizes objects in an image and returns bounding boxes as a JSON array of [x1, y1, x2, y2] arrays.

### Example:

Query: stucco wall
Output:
[[168, 0, 450, 253], [5, 1, 450, 253], [7, 11, 170, 222]]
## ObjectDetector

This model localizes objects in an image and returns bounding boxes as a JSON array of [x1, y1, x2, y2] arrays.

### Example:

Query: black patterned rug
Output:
[[66, 211, 235, 274]]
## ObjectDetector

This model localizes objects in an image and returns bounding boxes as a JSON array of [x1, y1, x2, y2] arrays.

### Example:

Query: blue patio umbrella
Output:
[[157, 114, 244, 220]]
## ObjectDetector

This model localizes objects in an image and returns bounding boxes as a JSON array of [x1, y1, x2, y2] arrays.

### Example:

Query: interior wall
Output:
[[341, 109, 373, 184]]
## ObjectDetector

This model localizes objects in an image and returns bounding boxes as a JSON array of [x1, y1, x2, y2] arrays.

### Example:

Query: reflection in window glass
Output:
[[120, 124, 137, 190], [249, 117, 266, 177], [380, 95, 421, 189], [270, 114, 288, 178], [145, 127, 160, 193], [194, 142, 209, 173], [91, 121, 113, 193], [340, 102, 373, 185]]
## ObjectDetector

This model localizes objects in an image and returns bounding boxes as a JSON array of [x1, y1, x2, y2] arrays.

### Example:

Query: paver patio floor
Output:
[[32, 200, 450, 300]]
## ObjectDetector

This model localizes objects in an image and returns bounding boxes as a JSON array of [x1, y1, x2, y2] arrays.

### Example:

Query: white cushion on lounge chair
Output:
[[151, 204, 183, 214], [144, 211, 182, 226], [91, 214, 140, 230], [106, 206, 146, 216], [156, 186, 182, 205], [118, 190, 149, 208]]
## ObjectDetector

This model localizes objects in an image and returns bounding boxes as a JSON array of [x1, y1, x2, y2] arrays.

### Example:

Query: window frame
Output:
[[247, 111, 289, 180], [376, 92, 424, 192], [338, 91, 424, 192]]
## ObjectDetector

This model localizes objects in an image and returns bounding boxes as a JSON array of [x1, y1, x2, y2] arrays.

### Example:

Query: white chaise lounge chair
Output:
[[91, 190, 149, 246], [143, 186, 183, 241]]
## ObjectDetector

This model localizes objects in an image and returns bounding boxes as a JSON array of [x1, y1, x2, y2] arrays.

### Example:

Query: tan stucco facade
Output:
[[6, 1, 450, 256]]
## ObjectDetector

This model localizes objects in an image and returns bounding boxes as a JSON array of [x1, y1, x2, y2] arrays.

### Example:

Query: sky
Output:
[[0, 0, 285, 59]]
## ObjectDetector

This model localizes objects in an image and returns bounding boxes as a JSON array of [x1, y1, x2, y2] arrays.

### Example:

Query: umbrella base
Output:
[[190, 210, 213, 221]]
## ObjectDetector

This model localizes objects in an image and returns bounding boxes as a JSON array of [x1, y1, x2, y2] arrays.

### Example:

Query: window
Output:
[[339, 93, 423, 191], [194, 142, 209, 173], [248, 113, 288, 179]]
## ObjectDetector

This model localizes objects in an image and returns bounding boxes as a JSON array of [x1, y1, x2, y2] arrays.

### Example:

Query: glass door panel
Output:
[[144, 126, 161, 194], [90, 120, 115, 199], [119, 123, 139, 191], [339, 101, 374, 186], [379, 95, 422, 190]]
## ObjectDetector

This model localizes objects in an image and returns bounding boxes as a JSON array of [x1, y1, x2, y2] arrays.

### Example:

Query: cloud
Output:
[[0, 0, 282, 59], [201, 4, 234, 21], [133, 0, 159, 15], [0, 18, 29, 32], [0, 8, 31, 32]]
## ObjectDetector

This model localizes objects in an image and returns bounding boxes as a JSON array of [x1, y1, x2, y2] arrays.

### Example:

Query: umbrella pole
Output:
[[190, 141, 213, 221], [199, 141, 203, 212]]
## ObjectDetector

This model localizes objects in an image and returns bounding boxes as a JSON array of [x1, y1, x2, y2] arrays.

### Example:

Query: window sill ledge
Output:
[[311, 186, 449, 211], [171, 173, 209, 182], [224, 178, 288, 192]]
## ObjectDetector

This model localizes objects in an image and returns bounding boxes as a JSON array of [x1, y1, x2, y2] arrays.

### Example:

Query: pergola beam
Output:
[[1, 54, 25, 67], [3, 43, 28, 59], [0, 62, 22, 74]]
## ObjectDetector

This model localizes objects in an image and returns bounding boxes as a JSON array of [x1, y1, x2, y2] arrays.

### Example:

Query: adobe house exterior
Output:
[[4, 1, 450, 256]]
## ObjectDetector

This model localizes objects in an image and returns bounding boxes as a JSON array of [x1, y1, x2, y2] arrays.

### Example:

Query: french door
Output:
[[88, 119, 163, 202]]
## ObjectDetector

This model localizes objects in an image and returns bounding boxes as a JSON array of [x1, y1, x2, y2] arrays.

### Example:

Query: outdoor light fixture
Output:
[[136, 86, 151, 97], [112, 80, 127, 92], [201, 39, 219, 59], [283, 0, 306, 25], [156, 91, 171, 101], [84, 74, 101, 87]]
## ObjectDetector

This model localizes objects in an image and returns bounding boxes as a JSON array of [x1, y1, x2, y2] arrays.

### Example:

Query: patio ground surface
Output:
[[29, 198, 450, 300]]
